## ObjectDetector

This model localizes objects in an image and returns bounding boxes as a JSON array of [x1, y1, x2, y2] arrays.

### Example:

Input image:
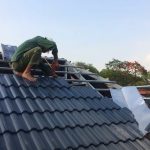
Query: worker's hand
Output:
[[50, 60, 59, 78], [51, 60, 59, 71]]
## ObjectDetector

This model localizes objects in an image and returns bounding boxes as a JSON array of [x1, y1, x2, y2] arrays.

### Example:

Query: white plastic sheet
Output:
[[111, 86, 150, 133]]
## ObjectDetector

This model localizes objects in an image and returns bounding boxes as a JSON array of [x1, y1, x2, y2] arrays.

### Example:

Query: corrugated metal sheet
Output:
[[0, 74, 150, 150]]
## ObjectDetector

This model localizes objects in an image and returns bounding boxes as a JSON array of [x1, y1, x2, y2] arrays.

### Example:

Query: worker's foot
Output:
[[22, 72, 37, 82], [51, 71, 58, 78], [13, 71, 23, 77], [52, 74, 58, 78]]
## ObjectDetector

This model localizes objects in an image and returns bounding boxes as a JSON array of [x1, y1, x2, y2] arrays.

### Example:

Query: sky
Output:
[[0, 0, 150, 70]]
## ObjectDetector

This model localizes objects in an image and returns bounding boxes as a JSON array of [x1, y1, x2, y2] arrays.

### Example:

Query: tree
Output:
[[75, 62, 99, 74], [106, 59, 123, 70], [100, 59, 148, 86], [99, 69, 144, 86], [121, 61, 147, 77], [106, 59, 147, 77]]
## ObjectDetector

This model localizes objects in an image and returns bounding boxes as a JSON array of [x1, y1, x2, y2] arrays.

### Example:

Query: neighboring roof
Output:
[[146, 123, 150, 132], [137, 87, 150, 108], [139, 88, 150, 96], [0, 74, 150, 150]]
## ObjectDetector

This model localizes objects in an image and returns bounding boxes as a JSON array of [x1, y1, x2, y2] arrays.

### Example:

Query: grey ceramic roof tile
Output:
[[78, 139, 150, 150], [0, 97, 121, 114], [0, 74, 69, 88], [0, 74, 149, 150], [0, 95, 139, 119], [70, 86, 101, 98], [0, 123, 146, 149], [0, 110, 135, 134]]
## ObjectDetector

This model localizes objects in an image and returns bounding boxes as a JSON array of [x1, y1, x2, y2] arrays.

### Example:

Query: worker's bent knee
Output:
[[33, 46, 42, 54]]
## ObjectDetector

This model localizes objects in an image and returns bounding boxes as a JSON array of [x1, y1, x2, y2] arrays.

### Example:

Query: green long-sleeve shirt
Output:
[[11, 36, 58, 62]]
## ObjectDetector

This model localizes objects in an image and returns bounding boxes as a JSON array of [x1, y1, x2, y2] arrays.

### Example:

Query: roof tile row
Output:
[[0, 74, 149, 150]]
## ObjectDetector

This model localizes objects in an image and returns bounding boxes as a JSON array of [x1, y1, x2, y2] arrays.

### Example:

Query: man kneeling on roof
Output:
[[11, 36, 59, 82]]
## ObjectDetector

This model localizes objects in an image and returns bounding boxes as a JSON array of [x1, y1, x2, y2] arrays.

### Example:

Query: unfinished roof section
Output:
[[1, 43, 119, 98]]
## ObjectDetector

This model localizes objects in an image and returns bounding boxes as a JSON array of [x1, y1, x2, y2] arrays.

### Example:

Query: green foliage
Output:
[[99, 69, 145, 86], [75, 62, 99, 74], [75, 60, 149, 86], [100, 58, 148, 86], [106, 58, 147, 77], [147, 71, 150, 78], [106, 59, 123, 70]]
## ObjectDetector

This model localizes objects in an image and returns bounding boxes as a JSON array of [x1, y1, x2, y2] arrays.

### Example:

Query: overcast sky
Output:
[[0, 0, 150, 70]]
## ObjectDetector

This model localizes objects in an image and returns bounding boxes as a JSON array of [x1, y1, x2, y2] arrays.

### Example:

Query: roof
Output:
[[0, 44, 150, 149], [0, 74, 150, 150], [137, 87, 150, 108], [146, 123, 150, 132]]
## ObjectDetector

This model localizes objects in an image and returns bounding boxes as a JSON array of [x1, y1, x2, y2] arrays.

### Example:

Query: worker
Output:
[[11, 36, 59, 82]]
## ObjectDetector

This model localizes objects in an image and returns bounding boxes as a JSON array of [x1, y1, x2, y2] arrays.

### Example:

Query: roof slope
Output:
[[0, 74, 150, 150]]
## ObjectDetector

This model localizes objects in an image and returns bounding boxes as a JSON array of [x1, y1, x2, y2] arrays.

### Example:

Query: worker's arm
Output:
[[51, 51, 59, 71], [51, 41, 59, 71], [51, 42, 59, 69], [36, 36, 59, 74], [52, 44, 58, 60]]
